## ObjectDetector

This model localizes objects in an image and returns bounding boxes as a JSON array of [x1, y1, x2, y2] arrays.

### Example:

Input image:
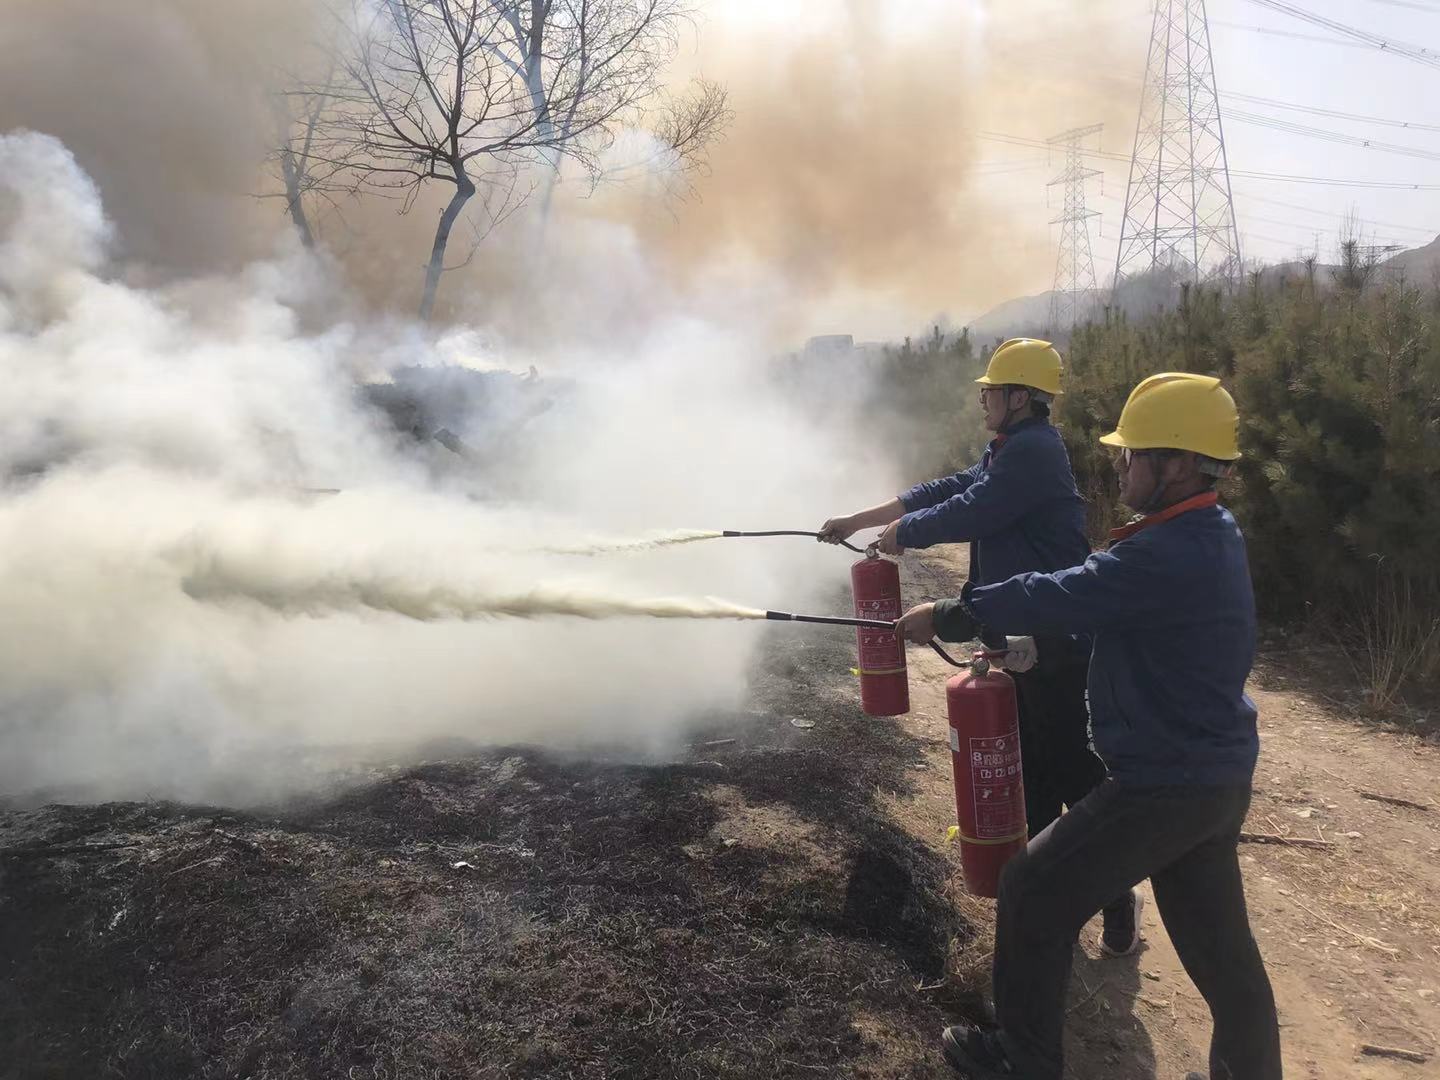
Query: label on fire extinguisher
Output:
[[968, 732, 1024, 840], [855, 597, 903, 670]]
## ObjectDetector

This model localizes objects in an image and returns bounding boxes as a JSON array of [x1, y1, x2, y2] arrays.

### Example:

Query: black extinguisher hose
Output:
[[723, 529, 868, 554], [929, 643, 1009, 668], [763, 611, 1006, 670]]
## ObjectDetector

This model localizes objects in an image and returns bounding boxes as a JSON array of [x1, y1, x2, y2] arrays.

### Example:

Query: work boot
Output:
[[1100, 889, 1144, 957], [941, 1023, 1017, 1078]]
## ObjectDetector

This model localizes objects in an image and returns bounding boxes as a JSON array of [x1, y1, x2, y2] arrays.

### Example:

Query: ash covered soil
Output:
[[0, 624, 983, 1080]]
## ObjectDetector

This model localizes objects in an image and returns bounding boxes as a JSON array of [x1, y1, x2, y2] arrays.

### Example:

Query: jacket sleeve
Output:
[[962, 537, 1171, 635], [899, 463, 982, 513], [896, 436, 1049, 550], [932, 598, 979, 642]]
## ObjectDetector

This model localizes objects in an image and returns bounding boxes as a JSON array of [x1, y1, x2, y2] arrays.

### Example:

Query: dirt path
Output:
[[894, 546, 1440, 1078]]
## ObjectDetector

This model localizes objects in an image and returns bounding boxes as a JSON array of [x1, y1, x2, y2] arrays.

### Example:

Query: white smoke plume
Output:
[[0, 131, 896, 806]]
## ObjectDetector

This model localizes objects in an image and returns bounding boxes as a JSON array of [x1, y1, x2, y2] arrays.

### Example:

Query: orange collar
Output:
[[1109, 492, 1219, 543]]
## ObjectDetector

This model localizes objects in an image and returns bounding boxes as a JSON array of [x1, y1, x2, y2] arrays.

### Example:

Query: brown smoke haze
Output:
[[0, 0, 1142, 338], [0, 0, 319, 272]]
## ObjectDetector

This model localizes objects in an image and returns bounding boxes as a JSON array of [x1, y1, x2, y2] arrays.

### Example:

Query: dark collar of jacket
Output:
[[988, 415, 1049, 456]]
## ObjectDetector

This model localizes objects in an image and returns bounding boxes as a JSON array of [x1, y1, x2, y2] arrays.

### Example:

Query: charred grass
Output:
[[1, 631, 979, 1079]]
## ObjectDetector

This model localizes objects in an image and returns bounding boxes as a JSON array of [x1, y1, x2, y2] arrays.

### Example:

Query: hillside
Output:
[[961, 232, 1440, 342], [1383, 234, 1440, 279]]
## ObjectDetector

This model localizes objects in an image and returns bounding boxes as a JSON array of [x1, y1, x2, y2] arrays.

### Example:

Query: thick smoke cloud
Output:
[[0, 2, 1142, 806], [0, 132, 892, 805]]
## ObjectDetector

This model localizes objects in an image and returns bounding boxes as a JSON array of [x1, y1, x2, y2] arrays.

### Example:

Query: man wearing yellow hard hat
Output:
[[821, 338, 1141, 955], [898, 373, 1280, 1080]]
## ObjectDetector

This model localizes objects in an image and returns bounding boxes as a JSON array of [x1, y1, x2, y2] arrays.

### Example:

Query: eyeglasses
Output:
[[1114, 448, 1179, 468]]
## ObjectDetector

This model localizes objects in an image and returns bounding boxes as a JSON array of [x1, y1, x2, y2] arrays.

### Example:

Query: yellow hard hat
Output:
[[1099, 373, 1241, 461], [974, 338, 1064, 396]]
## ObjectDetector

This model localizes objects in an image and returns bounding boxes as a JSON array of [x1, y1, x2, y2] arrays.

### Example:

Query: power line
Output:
[[1243, 0, 1440, 70], [1226, 108, 1440, 162], [1241, 229, 1321, 249], [1211, 18, 1377, 49], [1236, 212, 1418, 247], [1365, 0, 1440, 13], [975, 131, 1440, 189], [971, 159, 1052, 177], [1221, 92, 1440, 134], [979, 131, 1129, 163], [1239, 212, 1327, 234], [1229, 189, 1439, 235], [1233, 169, 1440, 189]]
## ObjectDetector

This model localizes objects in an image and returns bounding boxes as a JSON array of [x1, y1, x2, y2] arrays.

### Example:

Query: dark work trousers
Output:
[[1009, 660, 1106, 837], [993, 781, 1282, 1080], [1010, 661, 1136, 929]]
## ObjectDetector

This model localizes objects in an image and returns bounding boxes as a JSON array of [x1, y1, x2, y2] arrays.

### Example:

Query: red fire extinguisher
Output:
[[850, 551, 909, 717], [947, 655, 1027, 898]]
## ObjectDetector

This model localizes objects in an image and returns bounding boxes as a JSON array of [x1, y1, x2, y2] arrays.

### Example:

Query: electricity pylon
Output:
[[1113, 0, 1242, 292], [1047, 123, 1104, 327]]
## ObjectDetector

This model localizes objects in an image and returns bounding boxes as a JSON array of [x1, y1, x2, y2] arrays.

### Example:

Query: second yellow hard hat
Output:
[[1099, 372, 1241, 461]]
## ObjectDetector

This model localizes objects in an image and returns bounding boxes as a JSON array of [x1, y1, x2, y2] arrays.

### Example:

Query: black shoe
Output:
[[941, 1023, 1017, 1078], [1100, 889, 1144, 957]]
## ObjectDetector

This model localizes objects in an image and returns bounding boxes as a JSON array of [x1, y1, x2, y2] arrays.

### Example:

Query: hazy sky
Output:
[[695, 0, 1440, 331], [1207, 0, 1439, 261], [940, 0, 1440, 289], [0, 0, 1434, 342]]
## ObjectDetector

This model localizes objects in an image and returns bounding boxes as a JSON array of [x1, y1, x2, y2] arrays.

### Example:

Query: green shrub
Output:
[[892, 262, 1440, 709]]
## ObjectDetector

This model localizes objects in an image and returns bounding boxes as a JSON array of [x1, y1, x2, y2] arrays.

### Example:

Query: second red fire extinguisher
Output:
[[947, 655, 1027, 898], [850, 550, 909, 717]]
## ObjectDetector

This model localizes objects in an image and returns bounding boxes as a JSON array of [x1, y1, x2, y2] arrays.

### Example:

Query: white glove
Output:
[[1003, 636, 1038, 673]]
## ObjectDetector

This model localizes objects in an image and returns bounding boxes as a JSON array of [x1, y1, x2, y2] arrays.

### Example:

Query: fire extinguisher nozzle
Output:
[[765, 610, 896, 630]]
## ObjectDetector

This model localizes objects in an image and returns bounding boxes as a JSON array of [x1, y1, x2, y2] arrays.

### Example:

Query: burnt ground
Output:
[[0, 623, 983, 1080]]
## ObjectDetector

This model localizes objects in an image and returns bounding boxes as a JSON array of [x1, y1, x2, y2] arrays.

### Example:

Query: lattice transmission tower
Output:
[[1047, 123, 1104, 328], [1113, 0, 1241, 292]]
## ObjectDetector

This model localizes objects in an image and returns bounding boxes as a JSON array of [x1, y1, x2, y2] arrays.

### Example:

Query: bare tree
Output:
[[652, 77, 729, 173], [589, 75, 729, 199], [496, 5, 728, 217], [299, 0, 700, 321], [268, 78, 350, 250]]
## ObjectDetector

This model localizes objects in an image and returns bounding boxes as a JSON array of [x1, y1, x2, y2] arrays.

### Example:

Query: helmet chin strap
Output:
[[1128, 449, 1172, 514], [1138, 453, 1211, 513], [999, 389, 1030, 433], [1139, 478, 1170, 514]]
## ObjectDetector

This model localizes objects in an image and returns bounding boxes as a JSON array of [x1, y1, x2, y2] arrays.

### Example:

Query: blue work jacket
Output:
[[948, 495, 1260, 786]]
